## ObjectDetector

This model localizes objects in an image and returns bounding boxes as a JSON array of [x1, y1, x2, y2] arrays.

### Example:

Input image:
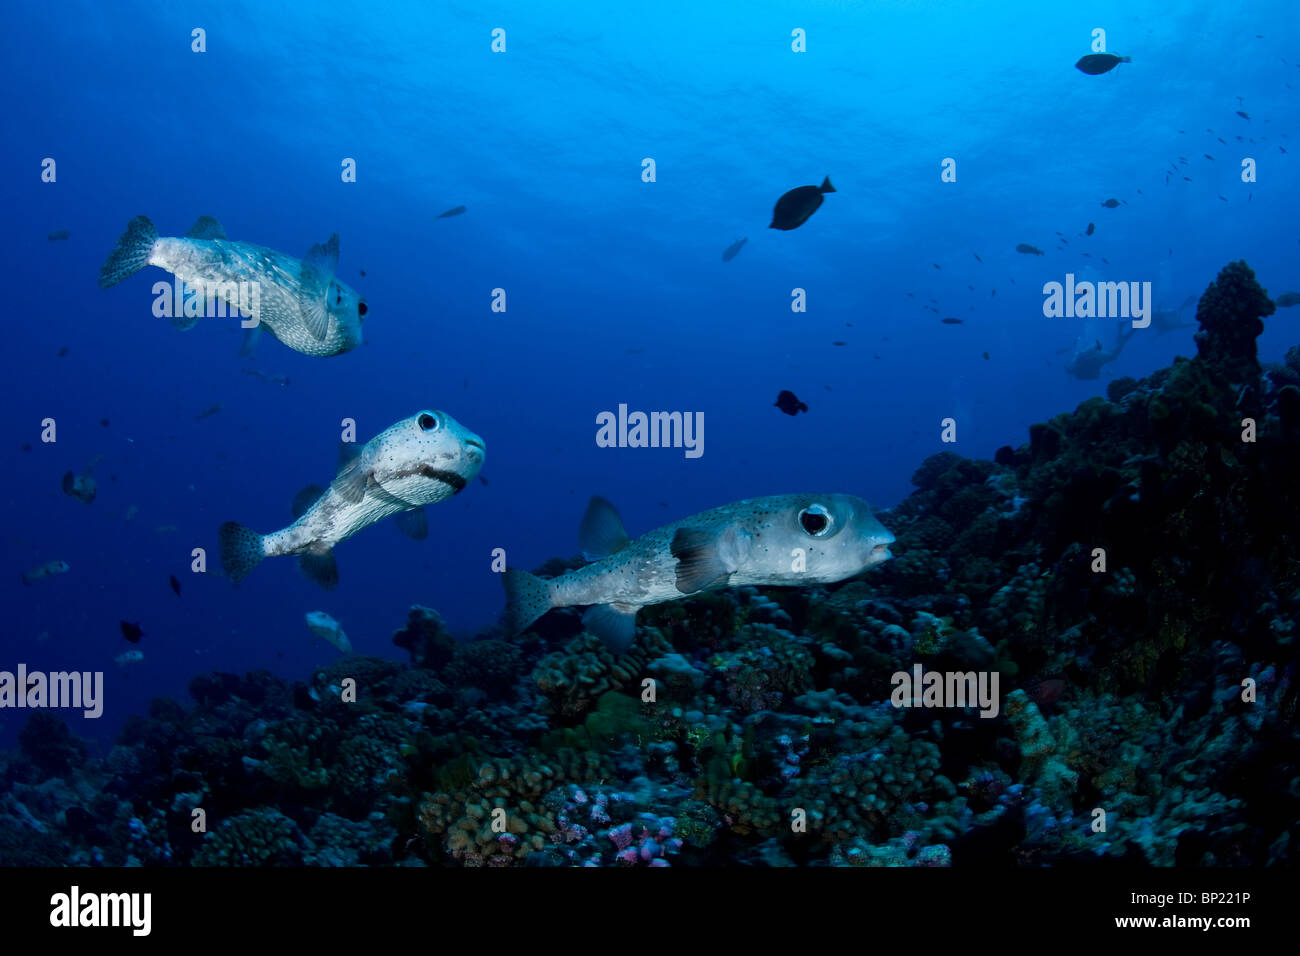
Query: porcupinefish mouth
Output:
[[465, 438, 485, 454], [872, 543, 892, 557]]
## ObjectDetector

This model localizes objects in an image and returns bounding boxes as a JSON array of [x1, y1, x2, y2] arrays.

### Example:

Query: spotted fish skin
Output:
[[504, 493, 894, 650], [219, 410, 484, 586], [98, 215, 367, 357]]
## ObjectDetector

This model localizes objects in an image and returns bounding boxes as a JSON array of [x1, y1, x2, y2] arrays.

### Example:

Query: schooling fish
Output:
[[98, 215, 368, 357], [770, 177, 835, 231], [721, 237, 748, 262], [219, 410, 485, 588], [504, 494, 895, 650], [1276, 292, 1300, 307], [22, 560, 69, 585], [115, 649, 143, 667], [1100, 198, 1122, 208], [119, 621, 144, 643], [436, 205, 467, 219], [1075, 53, 1131, 75], [169, 574, 181, 596], [1015, 243, 1045, 255], [1086, 222, 1095, 235]]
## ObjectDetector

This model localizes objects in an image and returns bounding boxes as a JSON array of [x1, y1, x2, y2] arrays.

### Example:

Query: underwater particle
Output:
[[169, 574, 181, 596], [305, 611, 352, 653], [22, 560, 70, 585], [769, 176, 835, 230], [57, 347, 68, 357], [99, 418, 110, 427], [115, 649, 143, 666], [21, 443, 31, 451], [983, 351, 990, 359], [436, 205, 467, 218], [155, 524, 178, 534], [941, 317, 963, 325], [195, 404, 221, 420], [973, 253, 982, 263], [832, 340, 847, 346], [479, 475, 489, 485], [120, 621, 144, 643], [1016, 243, 1045, 255], [1205, 154, 1215, 160], [721, 237, 747, 262], [1075, 53, 1131, 74], [47, 229, 70, 241], [774, 390, 808, 415], [359, 269, 366, 277], [1086, 222, 1095, 235], [1275, 292, 1300, 307], [1100, 198, 1121, 208], [933, 263, 941, 270], [991, 289, 996, 296]]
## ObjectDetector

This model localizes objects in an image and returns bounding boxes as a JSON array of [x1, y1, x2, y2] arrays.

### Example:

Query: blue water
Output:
[[4, 0, 1297, 746]]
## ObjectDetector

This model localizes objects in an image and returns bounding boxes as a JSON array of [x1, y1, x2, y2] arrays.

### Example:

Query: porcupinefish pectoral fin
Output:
[[502, 568, 555, 637], [670, 526, 737, 594], [583, 603, 638, 652], [298, 550, 339, 590], [330, 454, 371, 505], [218, 522, 266, 584], [184, 216, 227, 240], [393, 508, 429, 540], [291, 484, 326, 519], [579, 495, 631, 560], [298, 234, 340, 342], [98, 215, 158, 288]]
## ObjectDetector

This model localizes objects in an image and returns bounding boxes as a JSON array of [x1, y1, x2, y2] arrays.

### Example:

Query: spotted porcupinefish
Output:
[[219, 410, 484, 588], [504, 493, 894, 649], [98, 215, 367, 357]]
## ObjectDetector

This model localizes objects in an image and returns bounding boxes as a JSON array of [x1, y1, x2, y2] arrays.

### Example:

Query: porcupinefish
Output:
[[98, 215, 368, 357], [219, 410, 484, 588], [504, 494, 895, 650], [770, 177, 836, 230], [22, 559, 70, 585]]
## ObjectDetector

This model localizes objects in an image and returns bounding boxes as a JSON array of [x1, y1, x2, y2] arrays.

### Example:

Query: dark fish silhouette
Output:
[[774, 390, 808, 415], [1237, 111, 1250, 119], [436, 205, 466, 219], [769, 177, 835, 230], [832, 340, 847, 346], [983, 351, 990, 360], [120, 621, 144, 643], [1100, 198, 1121, 208], [1086, 222, 1095, 235], [47, 229, 71, 241], [1016, 243, 1045, 255], [941, 317, 963, 325], [1075, 53, 1131, 75], [721, 237, 748, 262], [479, 475, 490, 485], [169, 574, 181, 596]]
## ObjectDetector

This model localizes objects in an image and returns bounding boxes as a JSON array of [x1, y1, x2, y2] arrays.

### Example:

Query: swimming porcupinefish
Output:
[[219, 410, 484, 588], [504, 493, 894, 650]]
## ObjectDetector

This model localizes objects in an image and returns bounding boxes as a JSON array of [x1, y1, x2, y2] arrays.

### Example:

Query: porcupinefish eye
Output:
[[798, 503, 833, 536], [418, 413, 439, 431], [357, 301, 367, 316]]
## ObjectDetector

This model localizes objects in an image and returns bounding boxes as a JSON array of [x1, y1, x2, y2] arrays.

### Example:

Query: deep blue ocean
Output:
[[3, 0, 1297, 753]]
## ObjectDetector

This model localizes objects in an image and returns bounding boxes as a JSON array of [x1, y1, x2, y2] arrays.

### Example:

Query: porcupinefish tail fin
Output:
[[98, 215, 158, 288], [298, 551, 339, 590], [298, 233, 340, 342], [820, 176, 836, 194], [583, 604, 638, 652], [218, 522, 265, 584], [1118, 56, 1132, 63], [502, 568, 554, 637], [579, 495, 630, 560]]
